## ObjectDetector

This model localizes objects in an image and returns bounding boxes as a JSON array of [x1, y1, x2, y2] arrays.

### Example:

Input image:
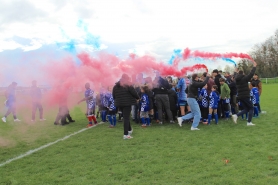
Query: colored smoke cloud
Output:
[[182, 47, 254, 62]]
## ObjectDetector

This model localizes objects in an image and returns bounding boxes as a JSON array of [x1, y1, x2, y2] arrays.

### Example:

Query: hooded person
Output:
[[112, 74, 140, 139], [231, 61, 257, 126]]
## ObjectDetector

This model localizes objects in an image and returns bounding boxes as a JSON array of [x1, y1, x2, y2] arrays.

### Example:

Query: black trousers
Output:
[[119, 106, 132, 135], [237, 98, 254, 122], [201, 107, 209, 119], [155, 94, 173, 122], [171, 109, 177, 121], [217, 101, 222, 118]]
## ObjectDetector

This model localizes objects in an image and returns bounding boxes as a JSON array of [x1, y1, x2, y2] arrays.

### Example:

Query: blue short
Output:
[[179, 100, 187, 106]]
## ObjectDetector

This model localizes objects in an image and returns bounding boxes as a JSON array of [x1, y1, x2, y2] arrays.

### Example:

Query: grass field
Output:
[[0, 84, 278, 185]]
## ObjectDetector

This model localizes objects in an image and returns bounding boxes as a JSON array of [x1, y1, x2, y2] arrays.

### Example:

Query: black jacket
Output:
[[235, 67, 256, 99], [147, 90, 154, 110], [112, 82, 139, 107], [187, 77, 209, 98], [168, 89, 178, 111], [214, 74, 222, 93], [152, 77, 171, 95], [228, 81, 237, 96]]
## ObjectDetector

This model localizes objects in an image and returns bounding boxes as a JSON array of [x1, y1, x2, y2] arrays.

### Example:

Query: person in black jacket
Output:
[[177, 73, 210, 130], [232, 61, 257, 126], [228, 75, 238, 114], [152, 72, 174, 124], [168, 84, 178, 121], [112, 74, 140, 139]]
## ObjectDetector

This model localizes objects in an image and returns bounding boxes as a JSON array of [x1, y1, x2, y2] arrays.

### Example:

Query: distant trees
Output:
[[237, 29, 278, 78]]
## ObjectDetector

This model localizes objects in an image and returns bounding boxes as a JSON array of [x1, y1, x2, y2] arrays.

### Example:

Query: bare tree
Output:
[[247, 29, 278, 77]]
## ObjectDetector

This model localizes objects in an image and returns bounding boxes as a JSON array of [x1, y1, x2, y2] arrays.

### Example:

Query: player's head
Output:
[[219, 78, 225, 85], [253, 73, 258, 80], [85, 83, 90, 89], [140, 85, 149, 93], [251, 81, 257, 88], [212, 85, 218, 91]]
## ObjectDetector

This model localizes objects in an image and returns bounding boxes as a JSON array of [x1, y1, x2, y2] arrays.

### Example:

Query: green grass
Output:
[[0, 84, 278, 185]]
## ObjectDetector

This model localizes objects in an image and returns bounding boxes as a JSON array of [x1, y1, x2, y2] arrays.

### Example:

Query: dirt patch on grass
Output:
[[0, 137, 15, 147]]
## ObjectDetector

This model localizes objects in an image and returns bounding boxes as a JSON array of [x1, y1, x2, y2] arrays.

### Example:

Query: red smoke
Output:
[[182, 48, 191, 60], [1, 51, 209, 121], [182, 47, 255, 62]]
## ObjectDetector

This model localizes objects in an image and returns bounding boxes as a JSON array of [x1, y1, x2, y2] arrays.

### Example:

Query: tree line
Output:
[[237, 29, 278, 78]]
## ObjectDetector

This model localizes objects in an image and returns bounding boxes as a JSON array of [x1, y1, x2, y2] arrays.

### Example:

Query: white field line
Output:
[[0, 123, 103, 167]]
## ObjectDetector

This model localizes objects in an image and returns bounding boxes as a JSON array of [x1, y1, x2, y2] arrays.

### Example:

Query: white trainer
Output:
[[177, 117, 183, 127], [2, 117, 6, 123], [191, 127, 200, 131], [247, 122, 255, 126], [128, 129, 133, 136], [14, 119, 21, 122], [123, 135, 133, 139], [232, 114, 238, 124], [40, 118, 46, 121]]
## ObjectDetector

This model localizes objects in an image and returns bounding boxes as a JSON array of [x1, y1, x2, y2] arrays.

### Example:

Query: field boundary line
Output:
[[0, 123, 103, 167]]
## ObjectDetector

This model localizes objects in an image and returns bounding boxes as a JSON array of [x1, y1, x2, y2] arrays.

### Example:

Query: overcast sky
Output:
[[0, 0, 278, 62]]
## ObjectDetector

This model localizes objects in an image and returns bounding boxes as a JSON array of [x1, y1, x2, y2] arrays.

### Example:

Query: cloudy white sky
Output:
[[0, 0, 278, 61]]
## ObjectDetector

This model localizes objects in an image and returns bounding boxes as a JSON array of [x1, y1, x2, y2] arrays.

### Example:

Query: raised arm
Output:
[[243, 62, 257, 82], [195, 76, 210, 88]]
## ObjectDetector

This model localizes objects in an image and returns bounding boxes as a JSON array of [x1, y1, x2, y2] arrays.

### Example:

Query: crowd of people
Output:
[[1, 62, 263, 139]]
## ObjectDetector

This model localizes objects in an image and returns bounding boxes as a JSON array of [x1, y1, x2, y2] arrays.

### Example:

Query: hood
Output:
[[235, 74, 244, 82], [115, 81, 121, 87]]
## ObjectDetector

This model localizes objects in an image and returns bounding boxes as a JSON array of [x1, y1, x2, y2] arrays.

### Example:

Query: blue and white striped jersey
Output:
[[250, 87, 260, 104], [85, 88, 96, 109], [140, 93, 150, 112], [209, 91, 219, 109], [199, 88, 208, 108]]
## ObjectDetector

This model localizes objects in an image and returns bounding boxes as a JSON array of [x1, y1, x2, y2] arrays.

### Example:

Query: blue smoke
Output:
[[77, 19, 100, 50], [222, 58, 236, 66], [168, 49, 182, 65]]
